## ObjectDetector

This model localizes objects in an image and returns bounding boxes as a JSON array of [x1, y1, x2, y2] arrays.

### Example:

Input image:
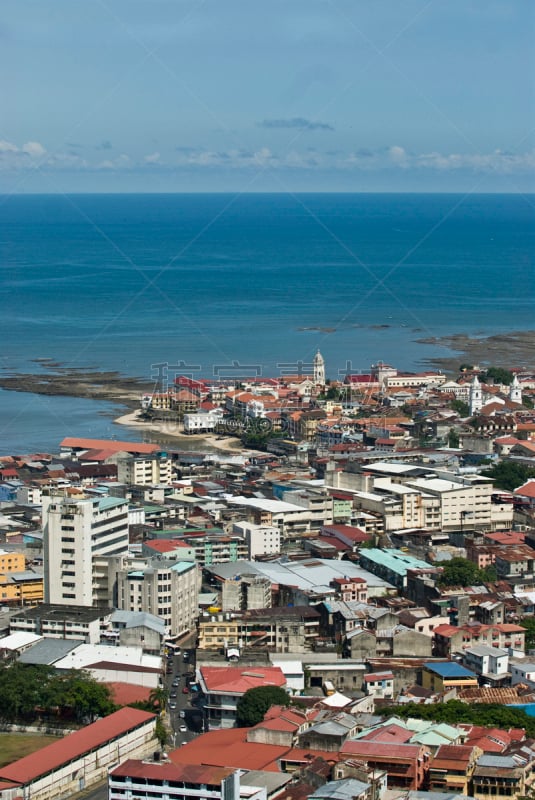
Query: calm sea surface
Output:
[[1, 193, 533, 453]]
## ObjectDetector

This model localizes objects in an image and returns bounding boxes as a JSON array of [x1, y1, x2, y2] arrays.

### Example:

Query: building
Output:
[[108, 761, 266, 800], [339, 740, 431, 790], [110, 554, 200, 637], [198, 606, 320, 654], [114, 452, 172, 486], [462, 646, 509, 683], [9, 604, 113, 644], [43, 494, 129, 606], [197, 665, 286, 729], [0, 707, 156, 800], [232, 521, 281, 559], [221, 574, 272, 611], [421, 662, 478, 693], [429, 744, 482, 795]]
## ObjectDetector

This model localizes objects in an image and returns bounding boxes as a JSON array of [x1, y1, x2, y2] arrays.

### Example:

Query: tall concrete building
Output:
[[43, 494, 129, 606], [108, 554, 200, 637]]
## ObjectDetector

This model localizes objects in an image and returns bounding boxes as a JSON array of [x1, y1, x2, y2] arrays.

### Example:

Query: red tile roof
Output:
[[432, 744, 476, 765], [358, 723, 412, 744], [111, 759, 234, 785], [341, 740, 425, 759], [143, 539, 191, 553], [200, 665, 286, 694], [169, 728, 290, 771], [106, 682, 153, 706], [0, 708, 155, 784]]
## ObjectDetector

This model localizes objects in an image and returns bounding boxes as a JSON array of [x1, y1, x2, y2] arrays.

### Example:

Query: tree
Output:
[[155, 717, 168, 749], [480, 367, 513, 386], [450, 399, 469, 417], [377, 700, 535, 737], [148, 687, 169, 713], [236, 686, 290, 727], [521, 618, 535, 651], [438, 557, 495, 588], [482, 461, 535, 492], [448, 428, 460, 448]]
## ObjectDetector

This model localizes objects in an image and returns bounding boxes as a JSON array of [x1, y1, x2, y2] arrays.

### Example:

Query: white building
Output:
[[511, 661, 535, 689], [463, 645, 509, 680], [43, 495, 129, 606], [232, 521, 281, 559], [183, 408, 224, 433]]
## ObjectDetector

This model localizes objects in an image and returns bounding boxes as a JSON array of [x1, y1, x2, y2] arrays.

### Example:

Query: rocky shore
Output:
[[417, 330, 535, 373]]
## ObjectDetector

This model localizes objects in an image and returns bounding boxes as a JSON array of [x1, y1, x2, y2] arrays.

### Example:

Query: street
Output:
[[164, 641, 203, 749]]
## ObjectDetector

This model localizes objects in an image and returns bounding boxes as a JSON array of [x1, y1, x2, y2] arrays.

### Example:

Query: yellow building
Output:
[[0, 549, 43, 605], [422, 661, 478, 693]]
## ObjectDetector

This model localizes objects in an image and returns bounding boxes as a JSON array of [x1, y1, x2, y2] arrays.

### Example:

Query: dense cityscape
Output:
[[1, 354, 535, 799]]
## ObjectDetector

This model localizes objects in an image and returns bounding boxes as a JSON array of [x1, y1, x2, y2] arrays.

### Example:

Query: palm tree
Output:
[[148, 687, 169, 713]]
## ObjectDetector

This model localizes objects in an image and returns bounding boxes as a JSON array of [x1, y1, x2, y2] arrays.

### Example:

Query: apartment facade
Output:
[[43, 494, 129, 606], [109, 554, 200, 637]]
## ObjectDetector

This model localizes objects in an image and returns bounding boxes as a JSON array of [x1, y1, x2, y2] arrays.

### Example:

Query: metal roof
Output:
[[424, 662, 476, 679]]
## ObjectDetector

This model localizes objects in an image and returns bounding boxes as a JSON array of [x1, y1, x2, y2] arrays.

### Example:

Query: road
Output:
[[164, 642, 203, 749]]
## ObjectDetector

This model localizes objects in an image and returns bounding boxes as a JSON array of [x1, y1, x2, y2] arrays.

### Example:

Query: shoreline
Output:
[[416, 330, 535, 373], [113, 411, 244, 453]]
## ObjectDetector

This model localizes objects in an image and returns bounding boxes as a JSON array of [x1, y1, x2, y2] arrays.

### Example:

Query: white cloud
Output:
[[0, 139, 19, 153], [388, 145, 408, 166], [22, 141, 46, 158], [144, 151, 160, 164]]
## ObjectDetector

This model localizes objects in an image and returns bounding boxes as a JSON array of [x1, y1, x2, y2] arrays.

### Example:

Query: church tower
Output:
[[509, 374, 522, 405], [469, 375, 483, 416], [313, 350, 325, 386]]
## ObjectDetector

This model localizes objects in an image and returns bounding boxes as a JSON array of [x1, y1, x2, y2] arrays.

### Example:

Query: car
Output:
[[172, 678, 180, 687], [179, 724, 187, 733], [170, 690, 177, 699], [182, 686, 189, 694], [169, 701, 177, 710], [179, 710, 186, 718]]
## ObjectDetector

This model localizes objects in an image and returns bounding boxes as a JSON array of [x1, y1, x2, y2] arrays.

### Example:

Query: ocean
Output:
[[1, 192, 534, 454]]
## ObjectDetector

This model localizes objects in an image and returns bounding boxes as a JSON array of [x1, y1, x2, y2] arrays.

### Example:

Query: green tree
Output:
[[521, 618, 535, 651], [63, 671, 115, 723], [448, 428, 460, 448], [377, 700, 535, 737], [482, 461, 535, 492], [438, 557, 494, 587], [480, 367, 513, 386], [155, 717, 168, 749], [450, 399, 469, 417], [148, 687, 169, 713], [236, 686, 290, 727]]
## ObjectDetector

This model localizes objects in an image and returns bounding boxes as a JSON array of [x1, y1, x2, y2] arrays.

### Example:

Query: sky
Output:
[[1, 0, 534, 193]]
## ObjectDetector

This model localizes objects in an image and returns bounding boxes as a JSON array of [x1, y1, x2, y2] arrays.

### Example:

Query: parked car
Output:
[[172, 677, 180, 687], [170, 690, 177, 699], [182, 686, 189, 694], [179, 710, 186, 719], [179, 724, 187, 733], [169, 700, 177, 710]]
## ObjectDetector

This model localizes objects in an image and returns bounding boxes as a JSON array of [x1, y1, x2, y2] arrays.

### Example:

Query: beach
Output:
[[114, 410, 244, 453]]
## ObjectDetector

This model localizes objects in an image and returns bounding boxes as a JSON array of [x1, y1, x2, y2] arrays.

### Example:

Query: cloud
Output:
[[97, 154, 130, 170], [22, 141, 46, 158], [96, 139, 113, 150], [144, 151, 161, 164], [0, 139, 19, 153], [388, 145, 408, 166], [259, 117, 334, 131]]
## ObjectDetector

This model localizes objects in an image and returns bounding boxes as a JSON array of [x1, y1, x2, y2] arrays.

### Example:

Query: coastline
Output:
[[417, 330, 535, 372], [113, 411, 244, 453]]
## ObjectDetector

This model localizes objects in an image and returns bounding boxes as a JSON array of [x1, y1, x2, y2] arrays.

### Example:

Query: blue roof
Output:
[[424, 661, 476, 678]]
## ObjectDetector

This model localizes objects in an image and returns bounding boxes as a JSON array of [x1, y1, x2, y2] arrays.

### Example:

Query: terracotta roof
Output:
[[0, 708, 155, 784], [170, 728, 289, 771], [341, 740, 425, 759], [432, 744, 476, 764], [200, 665, 286, 694], [111, 759, 234, 785], [144, 539, 190, 553], [106, 682, 153, 706]]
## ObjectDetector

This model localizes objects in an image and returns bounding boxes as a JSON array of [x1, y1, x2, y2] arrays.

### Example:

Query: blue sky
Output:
[[1, 0, 534, 192]]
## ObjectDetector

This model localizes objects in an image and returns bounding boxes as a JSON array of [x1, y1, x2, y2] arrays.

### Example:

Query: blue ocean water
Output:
[[1, 193, 534, 453]]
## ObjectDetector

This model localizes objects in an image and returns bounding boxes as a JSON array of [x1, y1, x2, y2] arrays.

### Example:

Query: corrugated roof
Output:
[[0, 708, 155, 784], [424, 662, 476, 679]]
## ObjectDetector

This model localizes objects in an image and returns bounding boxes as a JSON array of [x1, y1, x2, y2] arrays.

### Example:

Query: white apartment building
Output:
[[463, 645, 509, 679], [43, 495, 129, 606], [232, 521, 281, 559], [114, 453, 172, 486], [109, 554, 200, 637]]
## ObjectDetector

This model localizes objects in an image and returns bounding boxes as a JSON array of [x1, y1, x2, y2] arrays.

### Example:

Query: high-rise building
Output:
[[43, 495, 129, 606]]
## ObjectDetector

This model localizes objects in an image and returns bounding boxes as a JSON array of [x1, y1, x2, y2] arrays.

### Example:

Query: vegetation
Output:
[[480, 367, 514, 386], [0, 733, 61, 768], [0, 663, 115, 724], [450, 399, 469, 417], [448, 428, 460, 448], [438, 557, 496, 587], [155, 718, 168, 749], [236, 686, 291, 727], [482, 461, 535, 492], [377, 699, 535, 737], [521, 618, 535, 651]]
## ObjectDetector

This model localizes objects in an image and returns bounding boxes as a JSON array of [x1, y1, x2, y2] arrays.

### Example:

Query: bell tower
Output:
[[313, 349, 325, 386]]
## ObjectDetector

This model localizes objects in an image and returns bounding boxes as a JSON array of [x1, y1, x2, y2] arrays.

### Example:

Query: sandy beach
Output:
[[114, 410, 244, 452]]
